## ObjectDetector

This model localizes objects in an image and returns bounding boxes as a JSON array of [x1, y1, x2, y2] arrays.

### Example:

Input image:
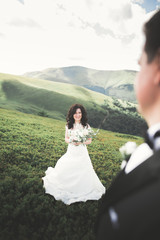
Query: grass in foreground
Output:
[[0, 108, 142, 240]]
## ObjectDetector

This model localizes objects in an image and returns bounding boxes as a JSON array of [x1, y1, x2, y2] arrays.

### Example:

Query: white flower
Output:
[[83, 129, 89, 136], [78, 130, 84, 137], [121, 160, 127, 170], [119, 141, 137, 169], [119, 141, 137, 157], [69, 127, 97, 145]]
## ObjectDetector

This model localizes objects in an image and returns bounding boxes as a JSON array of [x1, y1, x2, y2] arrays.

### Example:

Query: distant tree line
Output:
[[87, 104, 147, 137]]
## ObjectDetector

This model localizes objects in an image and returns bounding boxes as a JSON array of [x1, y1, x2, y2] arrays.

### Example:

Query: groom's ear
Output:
[[154, 50, 160, 86], [155, 71, 160, 87], [157, 49, 160, 70]]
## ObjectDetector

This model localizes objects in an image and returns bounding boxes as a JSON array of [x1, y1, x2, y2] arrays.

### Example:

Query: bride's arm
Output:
[[65, 126, 70, 144], [83, 138, 92, 145], [83, 124, 92, 145]]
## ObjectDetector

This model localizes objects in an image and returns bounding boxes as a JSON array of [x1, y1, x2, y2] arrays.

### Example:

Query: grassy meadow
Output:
[[0, 108, 143, 240]]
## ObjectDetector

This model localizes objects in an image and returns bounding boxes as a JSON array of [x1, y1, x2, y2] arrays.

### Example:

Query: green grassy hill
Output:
[[0, 72, 147, 136], [0, 108, 143, 240], [0, 72, 100, 120], [24, 66, 137, 102]]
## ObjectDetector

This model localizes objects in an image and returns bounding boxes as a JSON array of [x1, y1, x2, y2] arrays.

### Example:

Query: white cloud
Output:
[[17, 0, 24, 4], [131, 0, 144, 4], [0, 0, 157, 74], [8, 18, 42, 29], [0, 32, 5, 38]]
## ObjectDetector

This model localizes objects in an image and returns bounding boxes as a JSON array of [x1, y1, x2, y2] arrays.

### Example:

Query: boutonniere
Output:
[[119, 141, 137, 169]]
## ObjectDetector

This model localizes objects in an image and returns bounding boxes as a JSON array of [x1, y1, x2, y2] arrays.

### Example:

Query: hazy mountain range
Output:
[[24, 66, 137, 102]]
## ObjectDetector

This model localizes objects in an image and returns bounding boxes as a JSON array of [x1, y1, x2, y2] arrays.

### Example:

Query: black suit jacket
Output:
[[95, 149, 160, 240]]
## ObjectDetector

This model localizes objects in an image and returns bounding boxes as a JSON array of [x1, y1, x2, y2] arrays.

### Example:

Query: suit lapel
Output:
[[106, 149, 160, 206]]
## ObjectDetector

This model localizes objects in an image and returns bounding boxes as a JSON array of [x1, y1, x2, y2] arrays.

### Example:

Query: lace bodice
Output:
[[65, 123, 91, 145], [73, 123, 85, 130], [66, 123, 90, 131]]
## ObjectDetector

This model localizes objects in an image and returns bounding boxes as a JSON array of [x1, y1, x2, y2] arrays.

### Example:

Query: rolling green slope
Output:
[[0, 72, 112, 120], [0, 72, 115, 105], [0, 72, 146, 136]]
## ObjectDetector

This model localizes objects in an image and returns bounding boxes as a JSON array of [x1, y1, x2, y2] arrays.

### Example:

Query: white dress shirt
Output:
[[125, 122, 160, 174]]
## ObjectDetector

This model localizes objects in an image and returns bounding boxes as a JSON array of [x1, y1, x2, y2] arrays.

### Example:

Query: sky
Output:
[[0, 0, 159, 75]]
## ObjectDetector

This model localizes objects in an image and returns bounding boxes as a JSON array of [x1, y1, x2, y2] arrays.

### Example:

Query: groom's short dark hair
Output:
[[144, 9, 160, 63]]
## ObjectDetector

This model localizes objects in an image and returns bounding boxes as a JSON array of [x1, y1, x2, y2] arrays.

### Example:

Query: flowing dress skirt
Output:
[[42, 144, 105, 205]]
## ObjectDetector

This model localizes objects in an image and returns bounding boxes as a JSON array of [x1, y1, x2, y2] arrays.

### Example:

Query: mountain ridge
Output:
[[24, 66, 137, 102]]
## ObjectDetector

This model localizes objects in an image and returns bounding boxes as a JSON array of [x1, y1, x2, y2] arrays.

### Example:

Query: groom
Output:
[[95, 9, 160, 240]]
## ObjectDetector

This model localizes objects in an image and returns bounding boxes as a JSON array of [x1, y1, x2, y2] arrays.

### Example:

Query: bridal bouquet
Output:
[[68, 128, 98, 145]]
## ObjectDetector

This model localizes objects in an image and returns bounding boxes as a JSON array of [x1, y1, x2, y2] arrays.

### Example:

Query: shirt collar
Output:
[[147, 122, 160, 140]]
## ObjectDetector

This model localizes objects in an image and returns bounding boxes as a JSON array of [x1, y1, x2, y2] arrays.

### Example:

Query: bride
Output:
[[42, 104, 105, 205]]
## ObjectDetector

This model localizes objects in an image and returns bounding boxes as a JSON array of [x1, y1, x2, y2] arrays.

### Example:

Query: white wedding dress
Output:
[[42, 124, 105, 205]]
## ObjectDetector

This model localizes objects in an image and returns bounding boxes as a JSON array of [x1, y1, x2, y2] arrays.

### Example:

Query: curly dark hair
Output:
[[66, 104, 88, 129]]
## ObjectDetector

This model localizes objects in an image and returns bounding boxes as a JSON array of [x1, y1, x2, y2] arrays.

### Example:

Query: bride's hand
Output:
[[73, 142, 81, 146]]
